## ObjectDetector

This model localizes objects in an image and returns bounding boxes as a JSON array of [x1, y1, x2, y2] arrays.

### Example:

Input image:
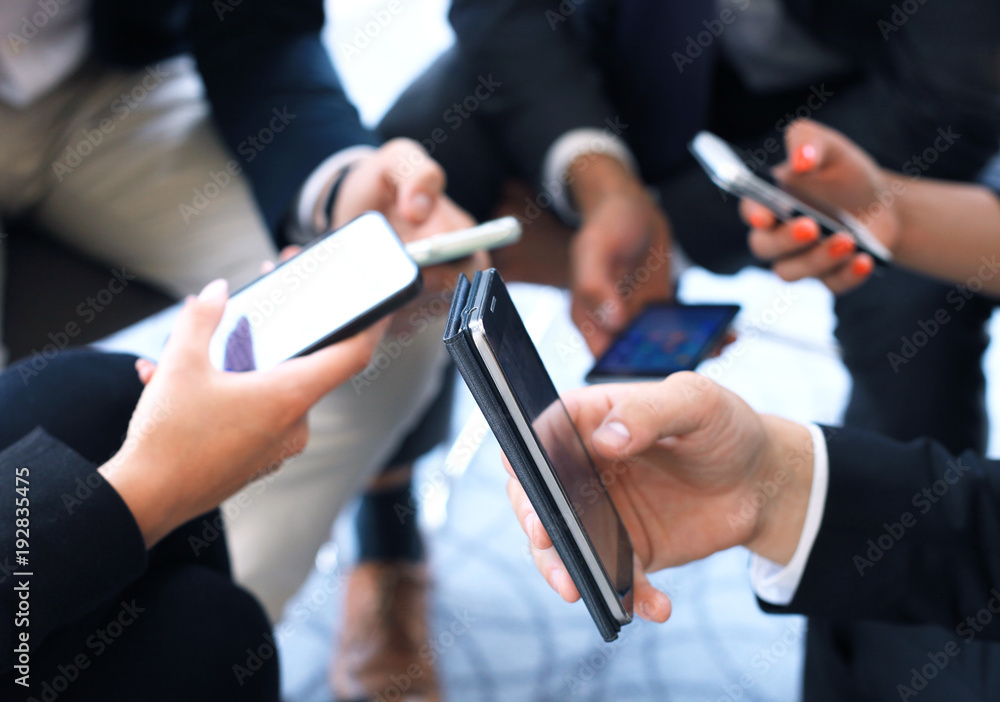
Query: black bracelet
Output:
[[323, 164, 354, 231]]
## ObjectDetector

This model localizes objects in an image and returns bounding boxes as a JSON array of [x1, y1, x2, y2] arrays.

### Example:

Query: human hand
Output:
[[568, 154, 672, 356], [504, 373, 814, 621], [333, 138, 488, 299], [105, 279, 386, 547], [740, 119, 901, 295]]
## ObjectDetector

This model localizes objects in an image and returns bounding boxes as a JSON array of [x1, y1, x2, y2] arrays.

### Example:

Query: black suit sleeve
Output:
[[189, 0, 378, 243], [0, 430, 148, 675], [760, 425, 1000, 642], [449, 0, 617, 188]]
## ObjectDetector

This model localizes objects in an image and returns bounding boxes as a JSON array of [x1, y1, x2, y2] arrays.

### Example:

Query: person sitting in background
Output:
[[0, 2, 479, 696], [506, 119, 1000, 700], [0, 279, 385, 701]]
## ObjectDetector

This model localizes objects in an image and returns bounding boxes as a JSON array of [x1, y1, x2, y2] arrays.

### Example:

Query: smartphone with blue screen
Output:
[[586, 303, 740, 383]]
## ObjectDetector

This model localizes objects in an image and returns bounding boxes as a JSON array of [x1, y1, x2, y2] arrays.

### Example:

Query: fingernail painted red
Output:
[[792, 219, 819, 242], [828, 236, 855, 257], [852, 256, 874, 277], [792, 144, 817, 172]]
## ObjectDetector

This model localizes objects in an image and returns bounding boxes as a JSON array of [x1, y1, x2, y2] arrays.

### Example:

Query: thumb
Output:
[[268, 318, 388, 407], [395, 151, 444, 225], [591, 372, 718, 458], [161, 278, 228, 366]]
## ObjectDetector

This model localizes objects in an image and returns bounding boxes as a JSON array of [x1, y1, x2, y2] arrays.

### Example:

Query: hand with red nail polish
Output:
[[738, 119, 899, 295]]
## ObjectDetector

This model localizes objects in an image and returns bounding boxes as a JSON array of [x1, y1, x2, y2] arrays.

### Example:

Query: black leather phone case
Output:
[[443, 271, 623, 642]]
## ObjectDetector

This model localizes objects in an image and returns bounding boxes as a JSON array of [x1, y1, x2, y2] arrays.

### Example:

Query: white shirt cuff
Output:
[[749, 423, 829, 606], [288, 145, 376, 244], [541, 128, 638, 225]]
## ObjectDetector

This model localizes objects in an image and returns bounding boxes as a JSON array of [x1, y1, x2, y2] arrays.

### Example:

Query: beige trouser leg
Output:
[[0, 56, 449, 620]]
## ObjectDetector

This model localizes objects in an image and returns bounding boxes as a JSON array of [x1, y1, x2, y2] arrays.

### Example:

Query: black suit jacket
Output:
[[761, 425, 1000, 643], [449, 0, 1000, 271], [90, 0, 377, 244]]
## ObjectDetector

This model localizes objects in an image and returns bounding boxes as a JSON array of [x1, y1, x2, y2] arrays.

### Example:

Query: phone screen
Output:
[[483, 281, 633, 603], [208, 213, 419, 371], [590, 304, 739, 379]]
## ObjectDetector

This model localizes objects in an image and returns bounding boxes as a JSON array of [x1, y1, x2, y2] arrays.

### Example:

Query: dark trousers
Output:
[[0, 350, 279, 702], [379, 47, 997, 701]]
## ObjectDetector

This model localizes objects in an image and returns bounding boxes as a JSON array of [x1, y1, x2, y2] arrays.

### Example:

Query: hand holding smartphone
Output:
[[445, 269, 633, 641], [689, 131, 892, 265], [208, 212, 421, 371]]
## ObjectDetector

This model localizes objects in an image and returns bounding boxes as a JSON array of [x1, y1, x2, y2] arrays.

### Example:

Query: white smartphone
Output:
[[405, 216, 522, 267], [689, 131, 892, 264], [207, 212, 421, 372]]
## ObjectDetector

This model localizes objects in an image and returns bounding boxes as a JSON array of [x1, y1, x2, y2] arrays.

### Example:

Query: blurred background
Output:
[[260, 2, 1000, 701]]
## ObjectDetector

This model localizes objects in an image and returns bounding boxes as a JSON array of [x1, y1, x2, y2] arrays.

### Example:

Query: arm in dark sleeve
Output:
[[800, 0, 1000, 181], [449, 0, 617, 187], [760, 425, 1000, 642], [189, 0, 378, 244], [0, 430, 147, 674]]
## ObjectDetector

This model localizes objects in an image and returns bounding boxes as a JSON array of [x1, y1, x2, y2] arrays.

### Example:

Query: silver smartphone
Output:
[[208, 212, 421, 371], [689, 131, 892, 264], [406, 216, 522, 267]]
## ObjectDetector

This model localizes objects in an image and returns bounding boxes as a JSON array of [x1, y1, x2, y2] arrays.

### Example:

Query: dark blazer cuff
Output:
[[0, 429, 147, 670]]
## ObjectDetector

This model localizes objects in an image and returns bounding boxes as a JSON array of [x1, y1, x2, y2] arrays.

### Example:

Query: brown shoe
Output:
[[330, 561, 441, 702]]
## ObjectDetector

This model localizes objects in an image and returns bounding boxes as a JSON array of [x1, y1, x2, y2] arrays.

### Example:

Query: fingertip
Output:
[[851, 253, 874, 278], [197, 278, 228, 302], [593, 421, 631, 453], [410, 192, 432, 221], [636, 590, 672, 623], [791, 217, 820, 243], [827, 233, 855, 258], [747, 204, 775, 231], [791, 143, 818, 173]]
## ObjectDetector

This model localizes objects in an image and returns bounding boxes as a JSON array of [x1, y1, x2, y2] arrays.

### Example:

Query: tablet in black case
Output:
[[444, 270, 633, 642]]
